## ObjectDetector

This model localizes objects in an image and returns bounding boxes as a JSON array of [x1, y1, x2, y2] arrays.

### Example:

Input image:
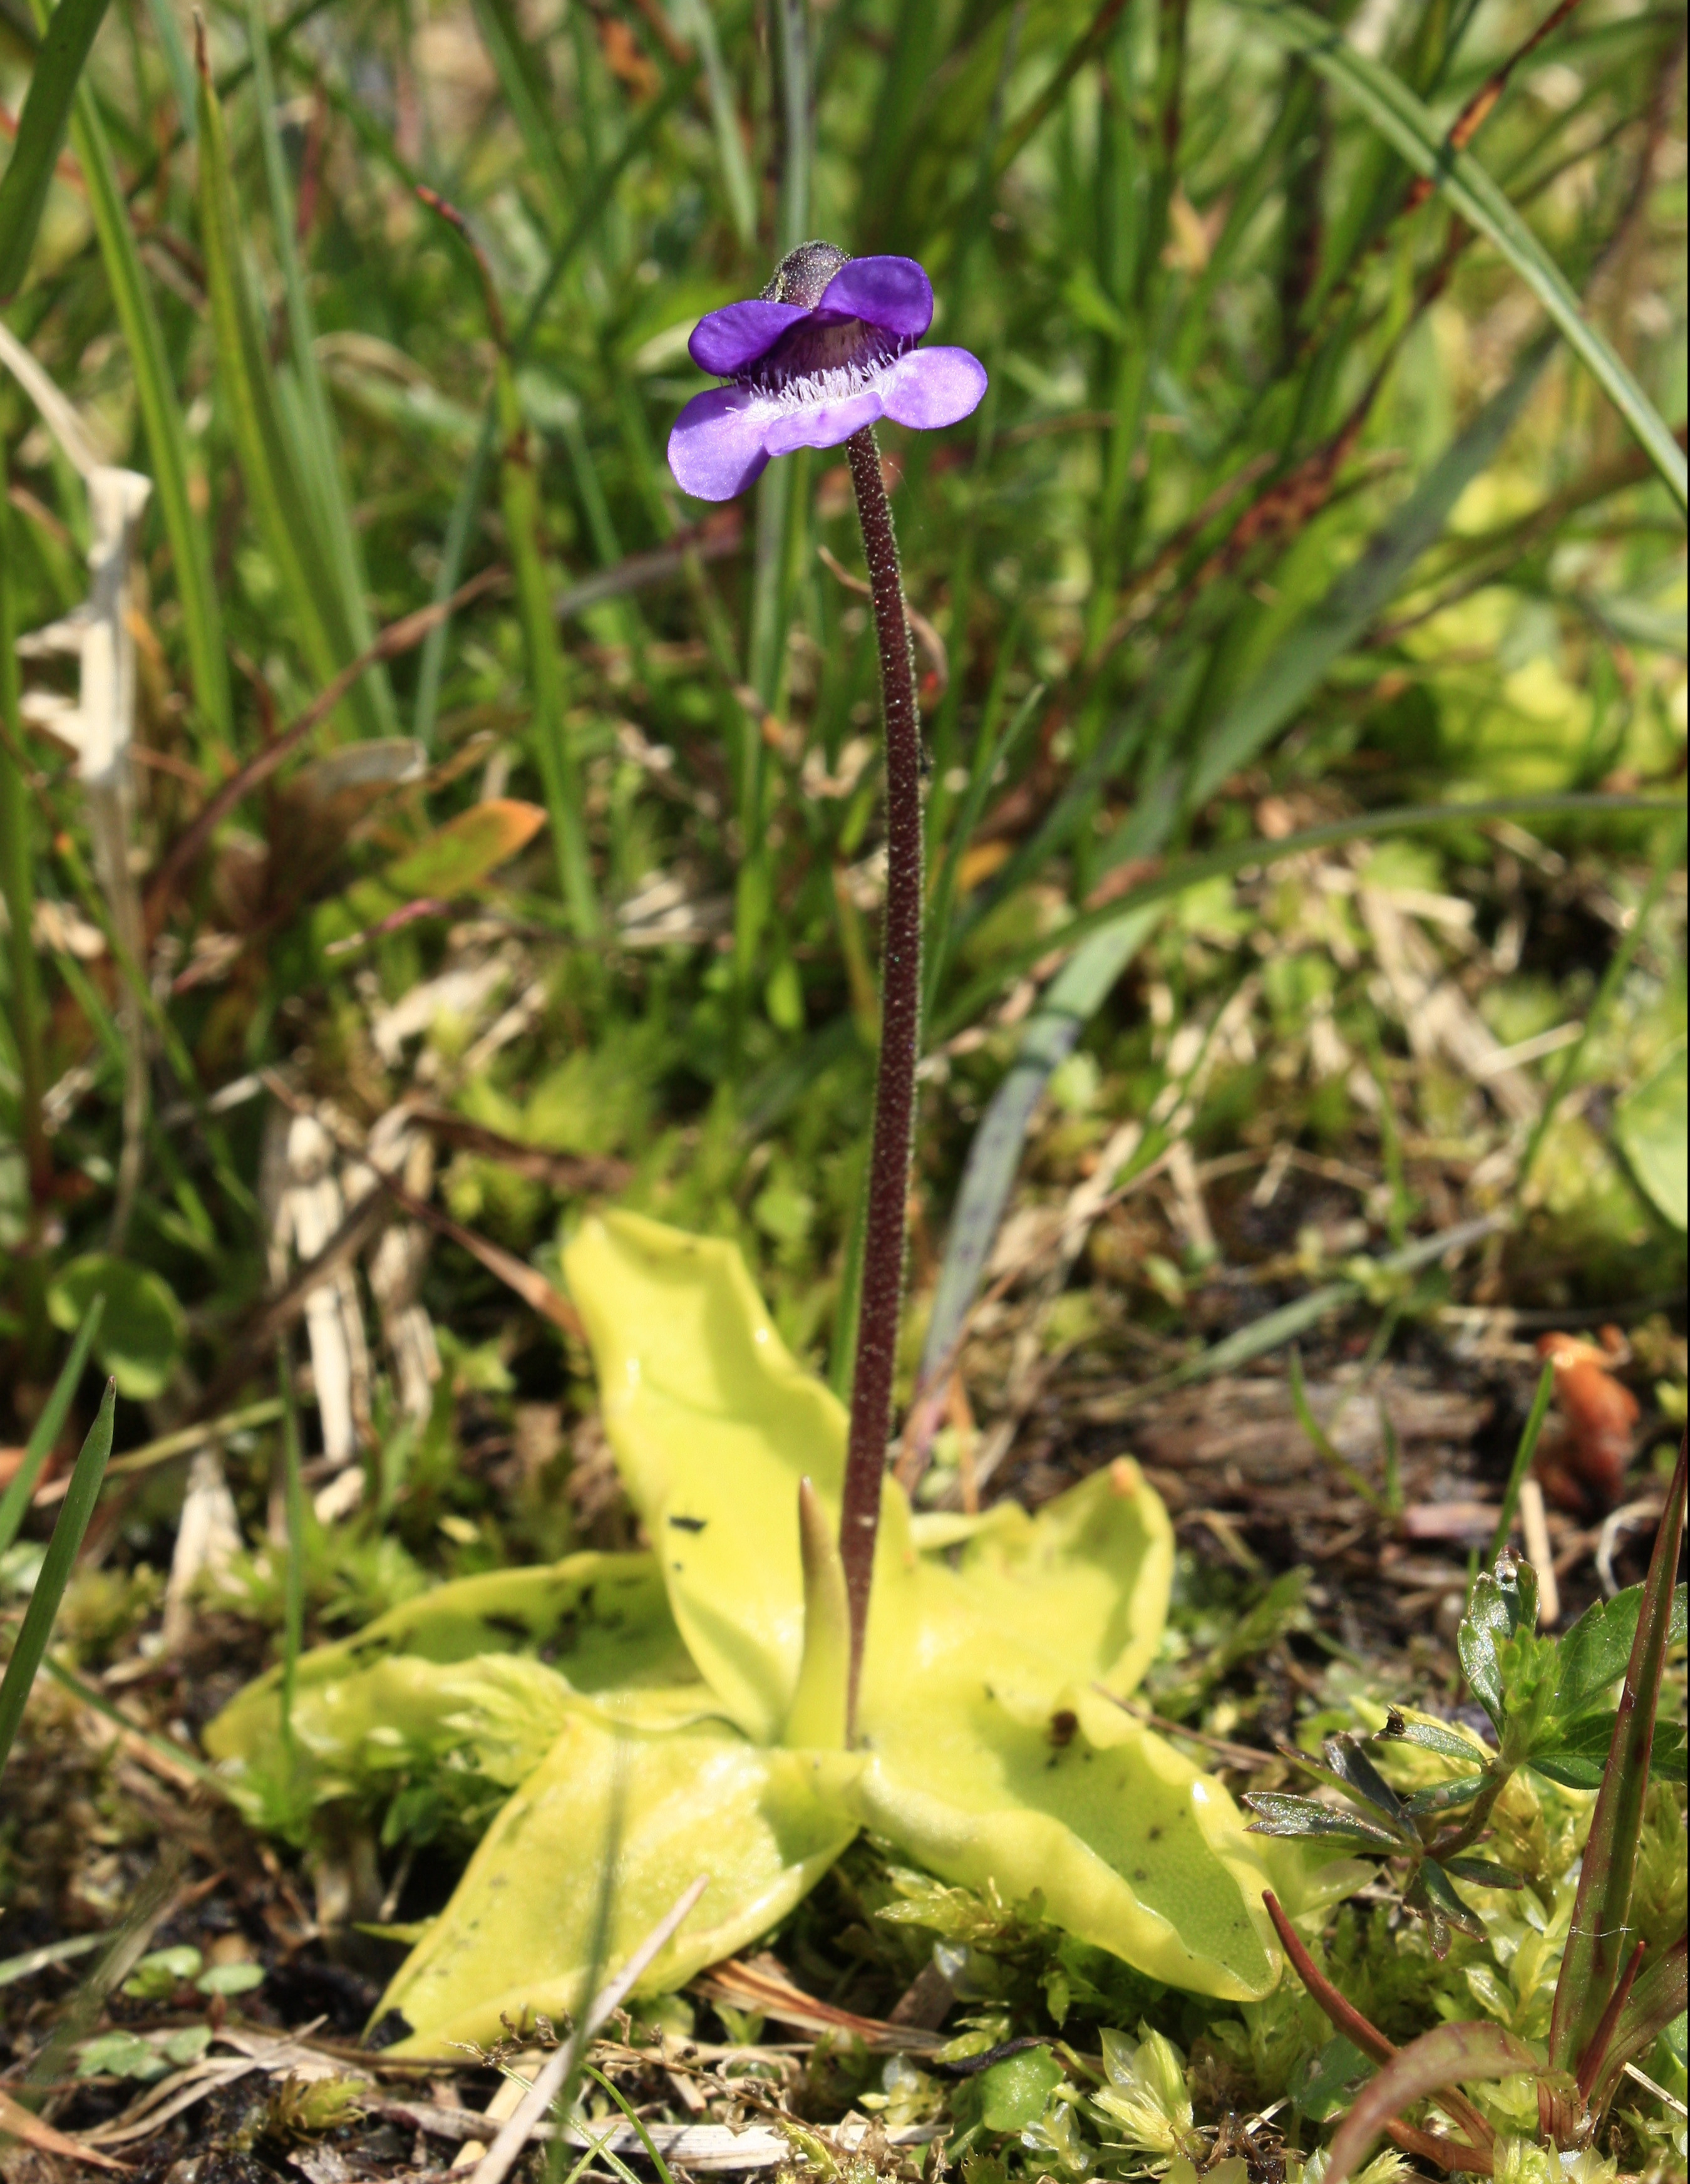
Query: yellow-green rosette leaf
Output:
[[818, 1685, 1280, 2002], [562, 1211, 910, 1741], [204, 1551, 696, 1779], [375, 1700, 857, 2052]]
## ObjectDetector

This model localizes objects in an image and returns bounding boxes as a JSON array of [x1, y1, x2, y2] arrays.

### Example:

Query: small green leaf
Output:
[[1555, 1589, 1646, 1717], [1614, 1040, 1688, 1230], [1443, 1856, 1523, 1890], [48, 1255, 182, 1400], [1413, 1859, 1486, 1939], [384, 800, 547, 899], [196, 1960, 265, 1996], [1458, 1556, 1539, 1731], [121, 1943, 203, 1999], [1296, 2036, 1368, 2123], [163, 2025, 214, 2064], [976, 2045, 1064, 2132], [1402, 1774, 1490, 1817], [1321, 1736, 1412, 1826], [1242, 1793, 1403, 1848], [77, 2031, 170, 2081], [1379, 1709, 1493, 1765], [1529, 1709, 1618, 1789]]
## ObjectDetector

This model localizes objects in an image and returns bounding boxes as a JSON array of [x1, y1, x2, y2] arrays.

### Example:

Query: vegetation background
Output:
[[0, 0, 1685, 2144]]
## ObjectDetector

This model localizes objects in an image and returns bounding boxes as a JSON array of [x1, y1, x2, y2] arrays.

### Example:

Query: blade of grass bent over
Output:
[[0, 1378, 116, 1775], [0, 1295, 106, 1556], [1321, 2020, 1539, 2184], [1229, 0, 1688, 511], [0, 0, 115, 297], [1548, 1434, 1689, 2077]]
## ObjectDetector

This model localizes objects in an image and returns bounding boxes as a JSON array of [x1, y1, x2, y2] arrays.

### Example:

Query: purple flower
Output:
[[667, 242, 987, 502]]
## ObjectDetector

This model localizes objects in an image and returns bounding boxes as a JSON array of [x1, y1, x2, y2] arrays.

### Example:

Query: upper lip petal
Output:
[[688, 298, 810, 377]]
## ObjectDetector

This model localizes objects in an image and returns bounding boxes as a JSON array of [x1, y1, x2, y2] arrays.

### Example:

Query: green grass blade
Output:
[[410, 82, 687, 748], [1549, 1435, 1688, 2076], [1485, 1359, 1556, 1569], [923, 346, 1557, 1379], [1230, 0, 1688, 512], [244, 0, 392, 727], [924, 673, 1043, 1017], [195, 34, 384, 739], [1183, 338, 1553, 810], [935, 790, 1674, 1043], [497, 358, 598, 935], [1288, 1346, 1388, 1511], [0, 1377, 116, 1775], [277, 1341, 307, 1760], [0, 0, 114, 296], [469, 0, 571, 215], [140, 0, 194, 140], [59, 88, 232, 742], [0, 440, 47, 1278], [671, 0, 756, 245], [0, 1294, 105, 1556]]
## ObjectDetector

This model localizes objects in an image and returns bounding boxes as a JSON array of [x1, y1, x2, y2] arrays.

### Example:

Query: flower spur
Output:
[[667, 241, 987, 501]]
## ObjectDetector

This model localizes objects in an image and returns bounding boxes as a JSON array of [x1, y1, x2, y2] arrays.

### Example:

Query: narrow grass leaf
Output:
[[61, 86, 232, 740], [926, 351, 1557, 1372], [1549, 1436, 1688, 2076], [0, 1293, 105, 1555], [1230, 1, 1687, 510], [195, 34, 384, 738], [0, 1377, 117, 1775], [244, 0, 393, 728], [0, 0, 115, 296], [1485, 1358, 1557, 1567]]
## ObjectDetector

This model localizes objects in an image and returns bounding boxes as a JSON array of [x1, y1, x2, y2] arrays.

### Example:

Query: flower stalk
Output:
[[840, 425, 923, 1741], [664, 241, 984, 1740]]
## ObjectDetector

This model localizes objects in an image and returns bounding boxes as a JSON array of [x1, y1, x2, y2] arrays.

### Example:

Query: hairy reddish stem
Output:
[[840, 425, 923, 1742]]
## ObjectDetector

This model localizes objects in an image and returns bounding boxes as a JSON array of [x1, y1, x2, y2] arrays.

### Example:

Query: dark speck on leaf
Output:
[[669, 1514, 708, 1533], [1048, 1709, 1078, 1747]]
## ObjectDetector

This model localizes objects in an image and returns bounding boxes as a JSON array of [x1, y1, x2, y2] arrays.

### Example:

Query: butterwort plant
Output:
[[208, 262, 1321, 2053], [671, 242, 986, 1738]]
